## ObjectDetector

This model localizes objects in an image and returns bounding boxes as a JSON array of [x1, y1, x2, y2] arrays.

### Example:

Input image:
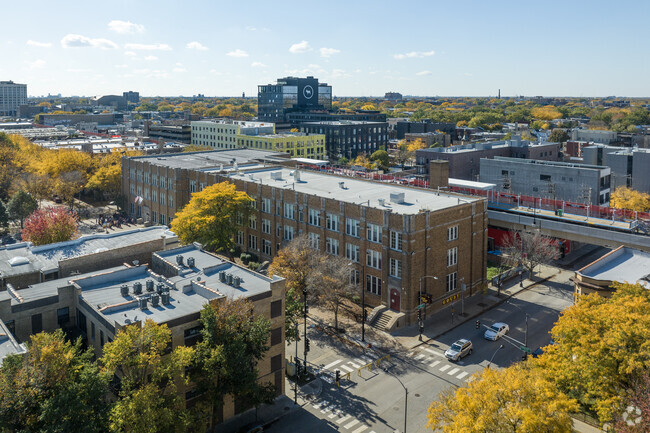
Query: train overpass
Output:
[[488, 207, 650, 252]]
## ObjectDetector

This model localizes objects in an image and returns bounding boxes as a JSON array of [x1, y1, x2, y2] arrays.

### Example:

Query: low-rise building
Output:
[[145, 121, 191, 144], [299, 120, 388, 160], [582, 144, 650, 193], [571, 129, 617, 145], [574, 246, 650, 297]]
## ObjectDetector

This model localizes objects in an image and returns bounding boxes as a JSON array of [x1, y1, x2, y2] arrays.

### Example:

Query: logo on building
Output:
[[303, 85, 314, 99]]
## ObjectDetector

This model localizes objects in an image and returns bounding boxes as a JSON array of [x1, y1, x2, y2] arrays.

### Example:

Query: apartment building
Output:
[[299, 120, 389, 160], [0, 81, 27, 117], [122, 150, 488, 325], [0, 243, 285, 424]]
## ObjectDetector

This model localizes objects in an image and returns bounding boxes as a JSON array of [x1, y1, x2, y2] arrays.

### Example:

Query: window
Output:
[[346, 243, 360, 262], [389, 258, 402, 279], [270, 300, 282, 318], [308, 209, 321, 226], [152, 174, 157, 187], [160, 214, 166, 225], [270, 327, 282, 346], [100, 330, 104, 347], [249, 215, 257, 229], [350, 269, 360, 285], [236, 231, 244, 245], [540, 174, 551, 182], [366, 249, 381, 269], [447, 247, 458, 267], [168, 195, 173, 208], [271, 354, 282, 371], [160, 176, 166, 188], [446, 272, 458, 292], [284, 225, 294, 241], [144, 172, 149, 184], [326, 213, 339, 232], [160, 194, 165, 206], [31, 313, 42, 334], [366, 275, 381, 295], [262, 239, 272, 256], [390, 231, 403, 251], [262, 218, 271, 234], [248, 234, 258, 250], [366, 223, 382, 243], [91, 322, 96, 342], [284, 203, 295, 220], [199, 182, 205, 191], [447, 225, 458, 241], [168, 178, 173, 189], [262, 198, 271, 213], [308, 232, 320, 249], [326, 237, 339, 255], [346, 218, 360, 237]]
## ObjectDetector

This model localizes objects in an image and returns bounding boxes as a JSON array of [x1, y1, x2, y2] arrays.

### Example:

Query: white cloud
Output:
[[108, 20, 144, 34], [320, 47, 340, 58], [124, 51, 136, 57], [124, 43, 172, 51], [331, 69, 351, 78], [187, 41, 208, 51], [27, 40, 52, 48], [226, 49, 248, 58], [246, 26, 257, 31], [61, 34, 118, 49], [393, 50, 435, 59], [144, 55, 158, 61], [115, 64, 128, 68], [173, 67, 187, 73], [66, 68, 91, 73], [251, 61, 266, 68], [416, 70, 432, 76], [27, 59, 46, 69], [289, 40, 312, 54]]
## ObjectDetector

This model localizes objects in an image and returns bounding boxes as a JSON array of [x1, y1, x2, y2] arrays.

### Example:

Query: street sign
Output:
[[520, 346, 531, 353], [417, 303, 426, 310]]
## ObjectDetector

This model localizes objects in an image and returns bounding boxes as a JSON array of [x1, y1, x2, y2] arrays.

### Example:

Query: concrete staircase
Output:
[[374, 310, 392, 331]]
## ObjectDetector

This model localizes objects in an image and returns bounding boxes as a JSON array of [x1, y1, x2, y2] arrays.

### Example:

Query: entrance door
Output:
[[390, 288, 401, 312]]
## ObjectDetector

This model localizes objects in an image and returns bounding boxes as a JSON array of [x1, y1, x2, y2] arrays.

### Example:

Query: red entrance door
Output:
[[390, 288, 401, 312]]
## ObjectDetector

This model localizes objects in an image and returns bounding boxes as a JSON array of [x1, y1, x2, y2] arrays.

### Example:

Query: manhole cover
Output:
[[415, 393, 421, 397]]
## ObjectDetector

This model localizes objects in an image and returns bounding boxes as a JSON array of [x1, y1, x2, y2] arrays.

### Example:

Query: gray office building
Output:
[[582, 144, 650, 194], [0, 81, 27, 117], [258, 76, 332, 123], [480, 157, 611, 206]]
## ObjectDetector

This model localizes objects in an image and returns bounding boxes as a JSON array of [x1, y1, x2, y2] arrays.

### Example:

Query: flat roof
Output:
[[301, 120, 386, 126], [0, 320, 27, 365], [488, 156, 608, 171], [228, 167, 480, 214], [449, 178, 496, 190], [131, 149, 289, 171], [294, 157, 329, 166], [0, 226, 176, 279], [577, 246, 650, 289]]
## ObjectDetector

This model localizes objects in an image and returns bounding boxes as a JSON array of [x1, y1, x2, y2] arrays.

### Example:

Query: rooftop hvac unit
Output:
[[176, 255, 184, 266], [156, 283, 165, 294], [227, 274, 234, 285], [133, 283, 143, 295], [146, 280, 154, 291], [120, 284, 129, 297], [339, 181, 345, 189], [390, 192, 405, 204], [138, 298, 148, 310], [294, 170, 301, 182], [161, 292, 171, 305], [378, 198, 385, 206], [219, 271, 226, 282], [151, 294, 160, 307], [233, 276, 241, 288], [271, 171, 282, 180], [187, 257, 195, 267]]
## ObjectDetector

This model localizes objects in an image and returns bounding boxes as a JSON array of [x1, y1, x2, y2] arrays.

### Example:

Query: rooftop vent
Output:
[[138, 298, 148, 310], [233, 276, 241, 288], [161, 292, 171, 305], [156, 283, 166, 294], [294, 170, 301, 182], [271, 171, 283, 181], [227, 273, 234, 285], [151, 294, 160, 307], [187, 257, 195, 267], [120, 284, 129, 297], [219, 271, 226, 282], [339, 181, 346, 189], [133, 283, 143, 295], [8, 256, 29, 266], [378, 198, 385, 206], [176, 255, 184, 266], [146, 280, 154, 291], [390, 192, 405, 204]]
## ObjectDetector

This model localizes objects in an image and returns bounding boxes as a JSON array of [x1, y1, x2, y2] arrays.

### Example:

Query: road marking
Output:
[[348, 362, 360, 368], [337, 415, 351, 424], [340, 365, 354, 373], [447, 367, 460, 376], [321, 403, 336, 413], [424, 348, 447, 358], [352, 425, 368, 433], [353, 358, 366, 365], [344, 419, 360, 429], [313, 401, 325, 409], [323, 360, 342, 370], [328, 412, 338, 419], [361, 355, 374, 363], [457, 371, 469, 380], [429, 360, 441, 368], [439, 365, 451, 372], [414, 354, 426, 361]]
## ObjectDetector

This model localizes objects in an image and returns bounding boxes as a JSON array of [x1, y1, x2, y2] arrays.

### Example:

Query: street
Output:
[[266, 268, 575, 433]]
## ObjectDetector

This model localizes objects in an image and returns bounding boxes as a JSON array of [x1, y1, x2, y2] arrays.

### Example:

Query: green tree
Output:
[[7, 189, 38, 228], [427, 363, 578, 433], [170, 181, 254, 253], [370, 149, 390, 170], [0, 200, 7, 229], [0, 330, 110, 433], [101, 320, 195, 433], [337, 156, 349, 166], [548, 129, 570, 143], [192, 298, 275, 431]]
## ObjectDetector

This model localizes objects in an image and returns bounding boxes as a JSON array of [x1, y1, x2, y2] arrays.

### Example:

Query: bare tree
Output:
[[501, 230, 558, 277]]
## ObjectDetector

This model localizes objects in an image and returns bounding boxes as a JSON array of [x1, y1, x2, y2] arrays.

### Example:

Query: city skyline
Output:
[[1, 0, 649, 98]]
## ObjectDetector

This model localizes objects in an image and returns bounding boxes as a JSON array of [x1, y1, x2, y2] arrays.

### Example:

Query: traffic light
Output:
[[419, 323, 424, 334], [335, 370, 340, 385], [417, 309, 422, 321], [295, 359, 301, 375], [476, 320, 480, 329], [304, 338, 310, 353]]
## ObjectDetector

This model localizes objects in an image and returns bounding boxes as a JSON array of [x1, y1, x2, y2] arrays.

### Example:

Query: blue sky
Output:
[[1, 0, 648, 97]]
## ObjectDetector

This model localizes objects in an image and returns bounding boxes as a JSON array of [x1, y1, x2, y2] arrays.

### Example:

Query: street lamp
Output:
[[488, 344, 504, 368], [418, 275, 438, 341], [292, 320, 299, 405], [507, 300, 528, 348], [303, 288, 309, 370], [384, 369, 409, 433]]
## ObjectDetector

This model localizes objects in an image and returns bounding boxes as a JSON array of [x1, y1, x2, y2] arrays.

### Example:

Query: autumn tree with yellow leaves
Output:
[[610, 187, 650, 212]]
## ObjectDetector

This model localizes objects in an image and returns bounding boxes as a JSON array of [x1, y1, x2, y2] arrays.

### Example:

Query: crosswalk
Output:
[[321, 353, 380, 374], [309, 398, 376, 433], [406, 347, 473, 382]]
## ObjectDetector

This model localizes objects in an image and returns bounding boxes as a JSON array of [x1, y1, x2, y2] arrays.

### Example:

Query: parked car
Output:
[[532, 347, 544, 358], [484, 322, 509, 341], [445, 339, 473, 361]]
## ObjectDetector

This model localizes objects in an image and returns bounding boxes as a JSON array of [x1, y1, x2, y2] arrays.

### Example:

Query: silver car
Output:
[[445, 339, 473, 361], [484, 322, 509, 341]]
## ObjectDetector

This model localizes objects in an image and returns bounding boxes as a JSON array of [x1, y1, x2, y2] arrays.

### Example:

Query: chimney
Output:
[[429, 160, 449, 189]]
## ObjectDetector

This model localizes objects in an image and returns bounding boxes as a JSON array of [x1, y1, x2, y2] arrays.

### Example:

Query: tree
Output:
[[22, 207, 79, 246], [427, 363, 578, 433], [537, 283, 650, 423], [182, 144, 213, 153], [86, 164, 122, 200], [17, 173, 54, 205], [0, 200, 7, 229], [370, 149, 390, 170], [548, 129, 570, 143], [0, 330, 110, 433], [192, 298, 275, 431], [613, 372, 650, 433], [309, 253, 358, 331], [501, 230, 558, 277], [7, 189, 38, 228], [337, 156, 349, 166], [170, 181, 254, 253], [101, 320, 195, 433], [55, 171, 87, 209], [610, 187, 650, 212]]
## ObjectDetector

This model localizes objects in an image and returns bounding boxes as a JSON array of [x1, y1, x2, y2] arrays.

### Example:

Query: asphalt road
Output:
[[267, 270, 575, 433]]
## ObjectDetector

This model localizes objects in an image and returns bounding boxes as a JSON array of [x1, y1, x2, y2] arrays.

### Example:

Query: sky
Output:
[[1, 0, 649, 98]]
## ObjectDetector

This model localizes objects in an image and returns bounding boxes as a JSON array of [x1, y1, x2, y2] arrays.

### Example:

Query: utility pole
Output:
[[303, 288, 308, 371]]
